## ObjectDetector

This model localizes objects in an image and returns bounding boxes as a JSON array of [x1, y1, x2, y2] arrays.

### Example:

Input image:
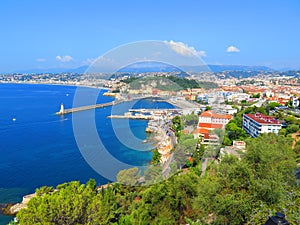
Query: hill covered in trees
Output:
[[122, 75, 218, 91], [13, 133, 300, 225]]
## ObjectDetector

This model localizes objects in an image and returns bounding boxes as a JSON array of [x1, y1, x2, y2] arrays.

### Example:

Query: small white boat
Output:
[[12, 118, 16, 122]]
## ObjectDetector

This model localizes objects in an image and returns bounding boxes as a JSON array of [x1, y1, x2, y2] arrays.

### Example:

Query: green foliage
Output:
[[144, 165, 163, 184], [18, 180, 97, 225], [205, 106, 212, 111], [16, 134, 300, 225], [182, 112, 199, 127], [224, 118, 248, 144], [286, 124, 299, 134], [166, 76, 218, 90], [117, 168, 140, 186], [284, 115, 300, 126], [35, 186, 54, 196], [122, 75, 218, 91], [180, 138, 198, 154], [279, 128, 287, 136], [172, 115, 183, 137], [173, 145, 188, 169], [151, 148, 161, 165], [121, 77, 138, 84], [251, 93, 261, 98], [268, 102, 281, 110], [193, 144, 205, 164], [223, 136, 232, 146]]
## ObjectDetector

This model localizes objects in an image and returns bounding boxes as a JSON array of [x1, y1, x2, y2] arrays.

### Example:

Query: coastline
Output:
[[0, 83, 176, 220], [0, 81, 112, 91]]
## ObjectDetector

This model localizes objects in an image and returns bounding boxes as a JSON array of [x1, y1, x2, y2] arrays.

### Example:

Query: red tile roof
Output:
[[244, 113, 281, 125], [198, 123, 223, 129], [193, 127, 210, 134], [203, 133, 219, 140], [200, 110, 232, 119]]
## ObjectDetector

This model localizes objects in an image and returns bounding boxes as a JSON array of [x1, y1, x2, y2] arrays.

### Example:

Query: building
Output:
[[198, 110, 232, 129], [291, 96, 299, 108], [242, 113, 282, 138], [193, 110, 232, 144], [226, 93, 250, 102]]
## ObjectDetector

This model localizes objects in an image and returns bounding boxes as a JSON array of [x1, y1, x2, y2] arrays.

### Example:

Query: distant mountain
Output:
[[10, 66, 89, 74], [118, 61, 183, 73], [181, 65, 275, 72], [7, 64, 276, 74]]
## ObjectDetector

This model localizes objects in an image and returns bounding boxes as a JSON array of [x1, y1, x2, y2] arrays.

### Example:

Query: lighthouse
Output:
[[59, 103, 64, 114]]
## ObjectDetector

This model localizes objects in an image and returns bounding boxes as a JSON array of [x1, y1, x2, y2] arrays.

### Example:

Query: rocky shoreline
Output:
[[0, 193, 36, 216], [0, 203, 13, 215]]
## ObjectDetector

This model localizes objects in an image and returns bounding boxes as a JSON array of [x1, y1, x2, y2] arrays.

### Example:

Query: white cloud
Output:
[[36, 58, 46, 62], [56, 55, 73, 62], [226, 45, 240, 53], [198, 50, 207, 57], [163, 40, 198, 56], [82, 58, 96, 65]]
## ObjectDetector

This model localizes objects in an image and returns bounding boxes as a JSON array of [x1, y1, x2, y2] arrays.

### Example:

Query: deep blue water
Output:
[[0, 83, 173, 224]]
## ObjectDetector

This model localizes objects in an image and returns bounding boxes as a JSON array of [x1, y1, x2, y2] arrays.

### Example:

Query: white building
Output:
[[226, 93, 250, 102], [242, 113, 282, 138], [199, 110, 232, 128], [291, 96, 299, 108]]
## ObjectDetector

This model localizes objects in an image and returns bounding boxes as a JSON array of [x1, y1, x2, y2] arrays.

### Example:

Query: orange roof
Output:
[[200, 110, 232, 119], [200, 110, 215, 117], [202, 133, 219, 140], [193, 127, 210, 134], [198, 123, 223, 129]]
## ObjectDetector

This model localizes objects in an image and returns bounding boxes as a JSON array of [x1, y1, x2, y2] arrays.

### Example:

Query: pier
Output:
[[55, 94, 201, 115], [56, 101, 116, 115]]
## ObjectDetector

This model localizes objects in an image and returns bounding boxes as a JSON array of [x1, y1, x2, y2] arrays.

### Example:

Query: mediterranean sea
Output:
[[0, 83, 173, 224]]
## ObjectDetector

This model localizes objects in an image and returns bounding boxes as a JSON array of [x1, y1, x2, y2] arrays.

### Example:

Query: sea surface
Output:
[[0, 83, 173, 224]]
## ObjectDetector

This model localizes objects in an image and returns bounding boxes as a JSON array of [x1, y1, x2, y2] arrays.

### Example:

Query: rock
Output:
[[0, 193, 36, 215], [0, 203, 8, 214], [9, 203, 27, 215]]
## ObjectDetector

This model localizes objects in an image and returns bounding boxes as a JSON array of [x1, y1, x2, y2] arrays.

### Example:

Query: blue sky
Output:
[[0, 0, 299, 72]]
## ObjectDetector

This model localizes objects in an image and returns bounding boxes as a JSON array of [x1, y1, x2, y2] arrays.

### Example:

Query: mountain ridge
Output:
[[5, 64, 295, 74]]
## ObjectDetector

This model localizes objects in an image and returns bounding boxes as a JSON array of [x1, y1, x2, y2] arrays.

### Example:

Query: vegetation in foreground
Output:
[[14, 133, 300, 225]]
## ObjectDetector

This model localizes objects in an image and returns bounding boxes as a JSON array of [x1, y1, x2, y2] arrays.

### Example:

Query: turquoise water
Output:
[[0, 83, 173, 224]]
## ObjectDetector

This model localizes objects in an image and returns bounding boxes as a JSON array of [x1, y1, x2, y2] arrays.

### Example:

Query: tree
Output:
[[172, 116, 183, 137], [35, 185, 54, 196], [144, 165, 163, 184], [286, 124, 299, 134], [151, 148, 161, 165], [225, 121, 247, 141], [174, 145, 188, 169], [15, 134, 300, 225], [183, 113, 199, 127], [223, 136, 232, 146], [117, 168, 140, 186], [17, 181, 98, 225], [205, 106, 212, 111], [278, 128, 287, 136], [268, 102, 280, 110], [86, 186, 118, 225], [180, 138, 198, 154]]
